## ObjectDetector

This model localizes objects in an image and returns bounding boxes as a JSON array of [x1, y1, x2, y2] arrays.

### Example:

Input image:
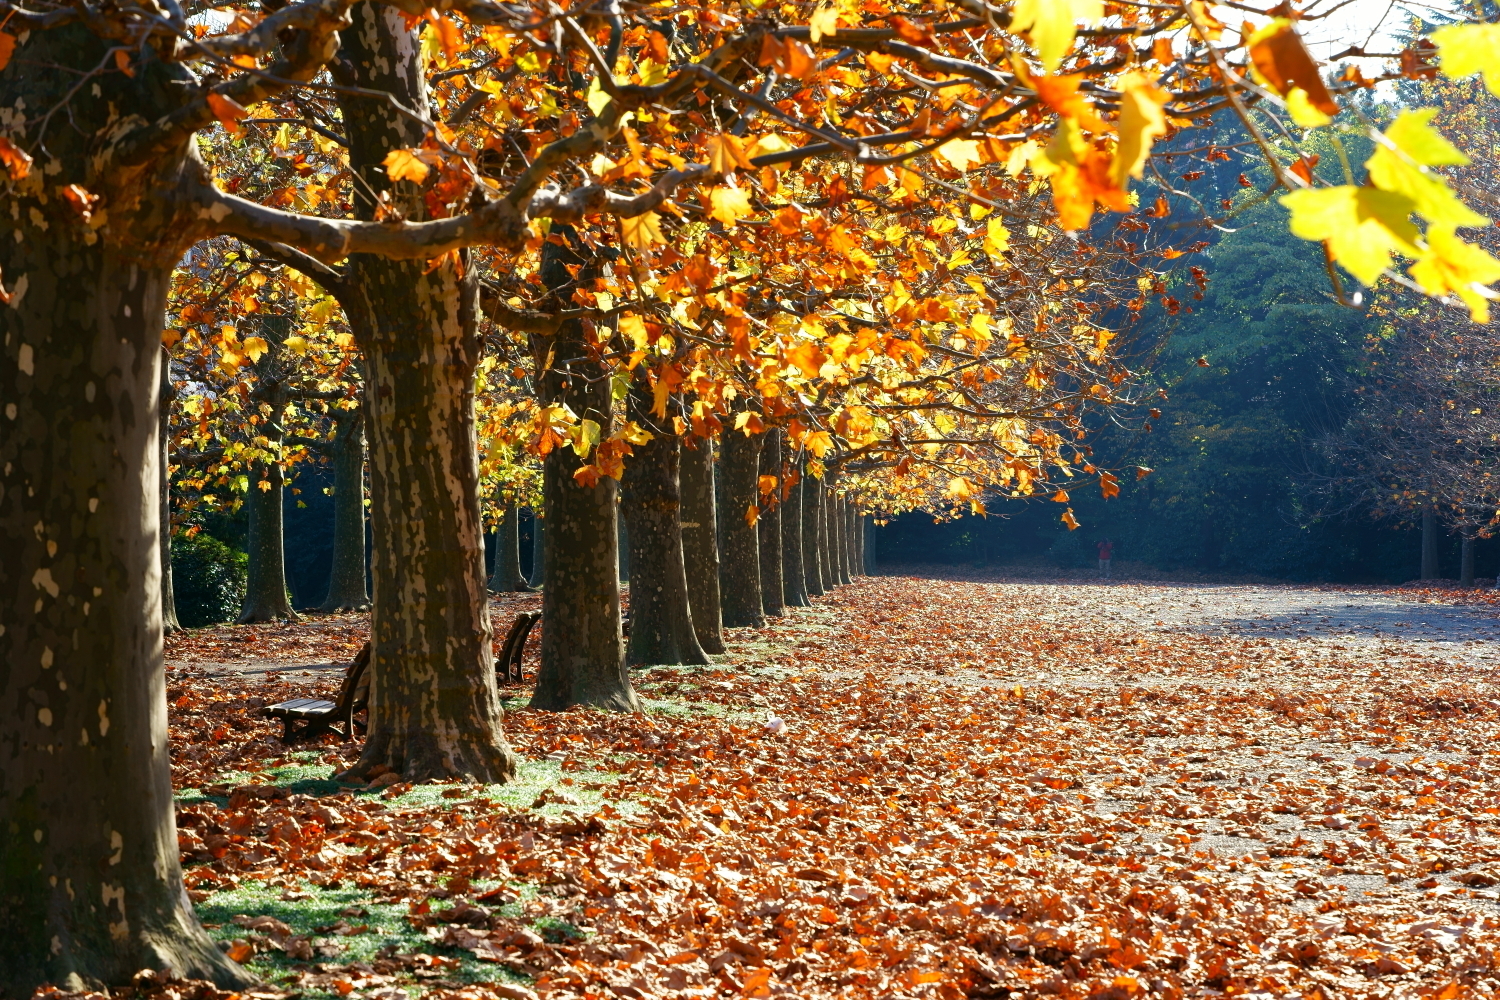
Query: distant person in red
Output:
[[1097, 539, 1114, 579]]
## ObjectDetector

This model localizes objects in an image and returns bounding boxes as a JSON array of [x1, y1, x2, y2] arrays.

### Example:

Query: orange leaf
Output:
[[226, 942, 255, 963], [1061, 508, 1080, 530], [1051, 490, 1070, 502], [1247, 21, 1340, 115], [383, 148, 431, 185], [744, 503, 760, 526], [785, 341, 827, 379], [206, 91, 248, 134], [114, 49, 135, 78], [0, 32, 15, 73], [427, 11, 462, 63], [0, 136, 32, 180], [59, 184, 100, 221]]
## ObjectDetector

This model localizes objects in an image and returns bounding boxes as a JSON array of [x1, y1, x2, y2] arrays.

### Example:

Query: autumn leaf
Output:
[[0, 32, 14, 73], [983, 218, 1010, 255], [1061, 507, 1081, 530], [383, 148, 431, 185], [617, 314, 650, 350], [1051, 490, 1070, 503], [0, 136, 33, 180], [1246, 20, 1340, 117], [706, 133, 753, 175], [1408, 226, 1500, 322], [1110, 72, 1169, 189], [808, 5, 840, 44], [708, 181, 754, 226], [206, 91, 249, 135], [426, 11, 461, 64], [59, 184, 100, 222], [1431, 22, 1500, 96], [743, 503, 759, 526], [1010, 0, 1103, 71], [785, 341, 828, 379], [1280, 185, 1420, 285], [619, 211, 665, 248], [241, 336, 269, 363], [934, 138, 982, 173]]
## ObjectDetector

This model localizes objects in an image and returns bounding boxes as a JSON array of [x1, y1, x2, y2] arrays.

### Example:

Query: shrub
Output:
[[171, 531, 247, 627]]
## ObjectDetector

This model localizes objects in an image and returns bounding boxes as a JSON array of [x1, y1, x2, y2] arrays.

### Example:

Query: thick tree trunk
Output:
[[1421, 507, 1439, 581], [849, 507, 863, 576], [336, 6, 514, 782], [831, 493, 850, 586], [618, 506, 630, 581], [1, 227, 252, 990], [527, 233, 635, 710], [679, 438, 726, 653], [159, 352, 182, 634], [719, 429, 765, 628], [803, 474, 826, 597], [759, 430, 785, 616], [528, 513, 548, 589], [780, 460, 810, 608], [318, 406, 370, 611], [1462, 534, 1476, 587], [238, 460, 300, 622], [864, 515, 878, 574], [488, 502, 528, 593], [621, 379, 708, 667]]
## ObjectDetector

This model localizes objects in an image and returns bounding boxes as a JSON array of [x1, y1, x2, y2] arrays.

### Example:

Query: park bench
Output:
[[262, 641, 370, 744], [497, 612, 541, 685]]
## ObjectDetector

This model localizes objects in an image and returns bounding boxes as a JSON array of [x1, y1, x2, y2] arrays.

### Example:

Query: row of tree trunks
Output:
[[680, 439, 726, 654], [488, 503, 529, 593]]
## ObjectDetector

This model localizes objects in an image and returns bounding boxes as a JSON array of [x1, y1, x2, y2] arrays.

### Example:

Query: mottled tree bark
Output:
[[1, 28, 255, 989], [487, 502, 528, 593], [528, 513, 548, 590], [159, 352, 182, 634], [780, 459, 810, 608], [318, 405, 370, 611], [719, 430, 765, 628], [679, 437, 726, 653], [617, 505, 630, 582], [527, 232, 635, 710], [803, 473, 826, 597], [622, 379, 708, 666], [758, 430, 785, 616], [336, 7, 514, 782], [833, 494, 851, 586]]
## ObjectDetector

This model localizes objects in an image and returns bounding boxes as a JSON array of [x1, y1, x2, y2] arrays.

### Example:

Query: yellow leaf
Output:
[[620, 420, 654, 445], [786, 341, 828, 379], [983, 218, 1010, 255], [748, 133, 795, 162], [708, 181, 754, 226], [241, 336, 269, 363], [1409, 226, 1500, 323], [808, 5, 840, 43], [1432, 22, 1500, 97], [283, 335, 308, 356], [1383, 107, 1470, 167], [618, 314, 650, 350], [1280, 185, 1420, 285], [206, 91, 248, 135], [804, 429, 834, 457], [586, 76, 612, 116], [935, 138, 982, 173], [383, 148, 430, 185], [1010, 0, 1103, 71], [1286, 87, 1332, 127], [620, 211, 665, 248], [946, 476, 976, 499], [569, 417, 602, 458], [1110, 72, 1168, 190], [1367, 130, 1487, 231]]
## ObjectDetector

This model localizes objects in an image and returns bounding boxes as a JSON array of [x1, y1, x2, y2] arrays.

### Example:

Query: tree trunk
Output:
[[1421, 507, 1439, 580], [238, 459, 299, 622], [527, 232, 635, 710], [719, 429, 766, 628], [621, 378, 708, 666], [488, 502, 528, 593], [1462, 534, 1476, 587], [780, 459, 810, 608], [831, 493, 850, 586], [335, 6, 514, 783], [319, 406, 370, 611], [528, 513, 548, 589], [843, 502, 859, 579], [864, 515, 878, 574], [159, 351, 182, 634], [618, 505, 630, 582], [853, 510, 866, 576], [803, 474, 826, 597], [1, 211, 252, 992], [679, 437, 726, 653], [759, 430, 785, 616]]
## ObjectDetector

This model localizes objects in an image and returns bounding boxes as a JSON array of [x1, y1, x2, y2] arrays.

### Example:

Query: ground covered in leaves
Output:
[[130, 575, 1500, 1000]]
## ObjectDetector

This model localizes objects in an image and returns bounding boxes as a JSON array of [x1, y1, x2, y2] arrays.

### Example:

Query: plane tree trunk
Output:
[[758, 430, 785, 616], [1, 29, 256, 989], [621, 377, 708, 667], [679, 437, 726, 654], [159, 352, 183, 634], [488, 502, 528, 593], [719, 428, 765, 628], [319, 405, 370, 612], [528, 512, 548, 589], [334, 6, 514, 783], [780, 458, 810, 608], [239, 456, 299, 622], [803, 473, 826, 597], [1421, 507, 1440, 581], [527, 232, 635, 711]]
